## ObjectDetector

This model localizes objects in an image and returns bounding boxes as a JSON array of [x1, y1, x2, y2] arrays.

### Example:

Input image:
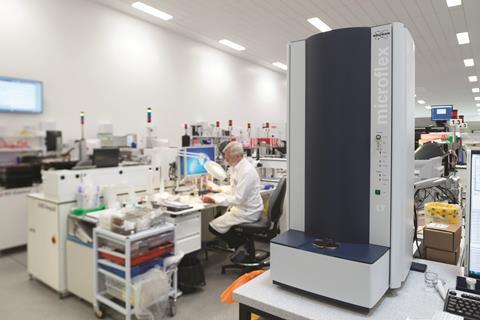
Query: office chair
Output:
[[221, 176, 287, 274]]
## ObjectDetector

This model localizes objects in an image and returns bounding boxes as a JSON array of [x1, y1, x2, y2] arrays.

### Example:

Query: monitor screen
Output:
[[468, 151, 480, 278], [431, 105, 453, 121], [180, 146, 215, 177], [0, 76, 43, 113]]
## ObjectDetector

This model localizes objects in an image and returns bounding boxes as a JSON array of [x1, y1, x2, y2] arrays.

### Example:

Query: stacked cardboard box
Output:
[[423, 223, 461, 265]]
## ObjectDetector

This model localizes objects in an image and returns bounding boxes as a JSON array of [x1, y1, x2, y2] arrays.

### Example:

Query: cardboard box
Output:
[[425, 247, 459, 265], [423, 223, 461, 252]]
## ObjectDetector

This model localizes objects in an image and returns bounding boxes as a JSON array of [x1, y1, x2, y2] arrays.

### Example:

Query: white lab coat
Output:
[[209, 158, 264, 234]]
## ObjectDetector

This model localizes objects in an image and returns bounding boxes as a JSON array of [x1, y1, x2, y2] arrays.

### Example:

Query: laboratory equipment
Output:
[[415, 157, 444, 181], [46, 130, 62, 152], [425, 271, 439, 289], [93, 148, 120, 168], [432, 105, 453, 121], [78, 112, 88, 163], [182, 123, 190, 147], [28, 166, 162, 297], [272, 23, 415, 309], [0, 164, 36, 189], [42, 165, 161, 202], [466, 150, 480, 279], [203, 160, 227, 181], [0, 76, 43, 113]]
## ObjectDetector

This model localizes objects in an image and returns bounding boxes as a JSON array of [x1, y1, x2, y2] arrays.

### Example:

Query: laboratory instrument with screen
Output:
[[271, 22, 415, 309]]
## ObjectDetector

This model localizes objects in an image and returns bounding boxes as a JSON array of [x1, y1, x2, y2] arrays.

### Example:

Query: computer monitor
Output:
[[0, 76, 43, 113], [179, 146, 215, 177], [467, 150, 480, 278], [431, 105, 453, 121]]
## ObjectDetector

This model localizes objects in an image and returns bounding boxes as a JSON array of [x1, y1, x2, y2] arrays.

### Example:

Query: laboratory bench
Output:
[[233, 259, 460, 320], [37, 183, 275, 304]]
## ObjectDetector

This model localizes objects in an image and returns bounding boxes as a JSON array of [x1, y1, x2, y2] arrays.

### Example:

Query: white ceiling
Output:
[[94, 0, 480, 118]]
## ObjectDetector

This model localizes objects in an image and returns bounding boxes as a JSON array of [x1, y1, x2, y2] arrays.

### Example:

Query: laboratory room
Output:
[[1, 1, 480, 320]]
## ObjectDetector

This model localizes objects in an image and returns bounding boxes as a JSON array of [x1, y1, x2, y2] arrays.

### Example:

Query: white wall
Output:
[[0, 0, 287, 145]]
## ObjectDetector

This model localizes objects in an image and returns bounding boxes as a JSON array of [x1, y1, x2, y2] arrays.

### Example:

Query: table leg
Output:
[[239, 304, 251, 320], [239, 303, 285, 320]]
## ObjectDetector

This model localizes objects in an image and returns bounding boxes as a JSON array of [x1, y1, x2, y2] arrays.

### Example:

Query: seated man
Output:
[[201, 141, 263, 261]]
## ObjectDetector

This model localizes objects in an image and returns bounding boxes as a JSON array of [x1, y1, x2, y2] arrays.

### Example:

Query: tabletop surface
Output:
[[233, 259, 462, 320]]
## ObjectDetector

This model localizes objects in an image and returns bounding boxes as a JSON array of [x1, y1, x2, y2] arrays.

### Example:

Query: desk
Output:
[[233, 259, 462, 320], [164, 186, 275, 255]]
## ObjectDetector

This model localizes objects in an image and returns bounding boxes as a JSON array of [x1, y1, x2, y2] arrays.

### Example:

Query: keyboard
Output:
[[444, 289, 480, 319]]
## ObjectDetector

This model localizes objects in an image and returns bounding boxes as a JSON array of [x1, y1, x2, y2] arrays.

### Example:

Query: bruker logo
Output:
[[373, 29, 390, 40]]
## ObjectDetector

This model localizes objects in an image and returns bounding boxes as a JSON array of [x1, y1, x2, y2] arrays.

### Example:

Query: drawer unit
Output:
[[166, 211, 201, 255], [176, 234, 201, 255]]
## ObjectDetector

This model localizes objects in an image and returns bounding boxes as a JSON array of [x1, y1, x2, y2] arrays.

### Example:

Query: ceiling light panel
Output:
[[131, 2, 173, 20], [307, 17, 332, 32], [446, 0, 462, 7], [464, 59, 475, 67], [272, 62, 287, 70], [456, 32, 470, 45], [218, 39, 246, 51]]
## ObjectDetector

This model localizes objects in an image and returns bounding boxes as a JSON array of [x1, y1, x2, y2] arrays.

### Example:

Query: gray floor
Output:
[[0, 247, 244, 319]]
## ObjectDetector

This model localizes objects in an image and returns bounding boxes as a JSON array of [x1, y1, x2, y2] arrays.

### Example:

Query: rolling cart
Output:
[[93, 224, 178, 319]]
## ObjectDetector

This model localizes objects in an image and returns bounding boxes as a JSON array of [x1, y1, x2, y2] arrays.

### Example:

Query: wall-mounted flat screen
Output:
[[431, 105, 453, 121], [0, 76, 43, 113]]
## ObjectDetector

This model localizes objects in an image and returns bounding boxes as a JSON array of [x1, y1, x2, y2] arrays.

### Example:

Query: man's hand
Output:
[[200, 195, 216, 204]]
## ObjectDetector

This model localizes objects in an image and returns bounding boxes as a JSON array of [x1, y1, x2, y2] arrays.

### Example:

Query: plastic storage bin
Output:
[[100, 242, 174, 266], [100, 256, 167, 278]]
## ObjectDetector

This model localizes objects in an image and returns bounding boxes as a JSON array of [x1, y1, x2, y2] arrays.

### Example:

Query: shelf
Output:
[[98, 247, 126, 259], [0, 135, 44, 139], [0, 148, 42, 153], [95, 224, 174, 242], [98, 259, 126, 272], [96, 292, 133, 315], [98, 268, 126, 283]]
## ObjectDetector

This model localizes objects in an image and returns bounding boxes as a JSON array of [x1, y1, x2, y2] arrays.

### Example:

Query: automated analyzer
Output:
[[271, 23, 415, 309]]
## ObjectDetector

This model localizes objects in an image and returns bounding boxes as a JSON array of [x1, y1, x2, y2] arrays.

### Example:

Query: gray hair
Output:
[[224, 141, 244, 156]]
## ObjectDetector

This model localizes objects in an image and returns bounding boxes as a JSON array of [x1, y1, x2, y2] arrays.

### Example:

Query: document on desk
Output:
[[405, 311, 462, 320]]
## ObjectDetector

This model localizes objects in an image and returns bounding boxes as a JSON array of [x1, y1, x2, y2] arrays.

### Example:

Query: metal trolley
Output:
[[93, 224, 178, 319]]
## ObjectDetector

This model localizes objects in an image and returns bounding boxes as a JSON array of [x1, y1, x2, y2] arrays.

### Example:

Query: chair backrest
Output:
[[267, 176, 287, 233]]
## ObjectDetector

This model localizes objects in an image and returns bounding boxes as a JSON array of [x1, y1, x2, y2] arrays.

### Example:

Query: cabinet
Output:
[[66, 240, 94, 303], [165, 211, 201, 255], [27, 193, 75, 296], [0, 186, 39, 251]]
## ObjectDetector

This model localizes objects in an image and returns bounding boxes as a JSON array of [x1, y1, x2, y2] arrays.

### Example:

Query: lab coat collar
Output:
[[231, 157, 247, 169]]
